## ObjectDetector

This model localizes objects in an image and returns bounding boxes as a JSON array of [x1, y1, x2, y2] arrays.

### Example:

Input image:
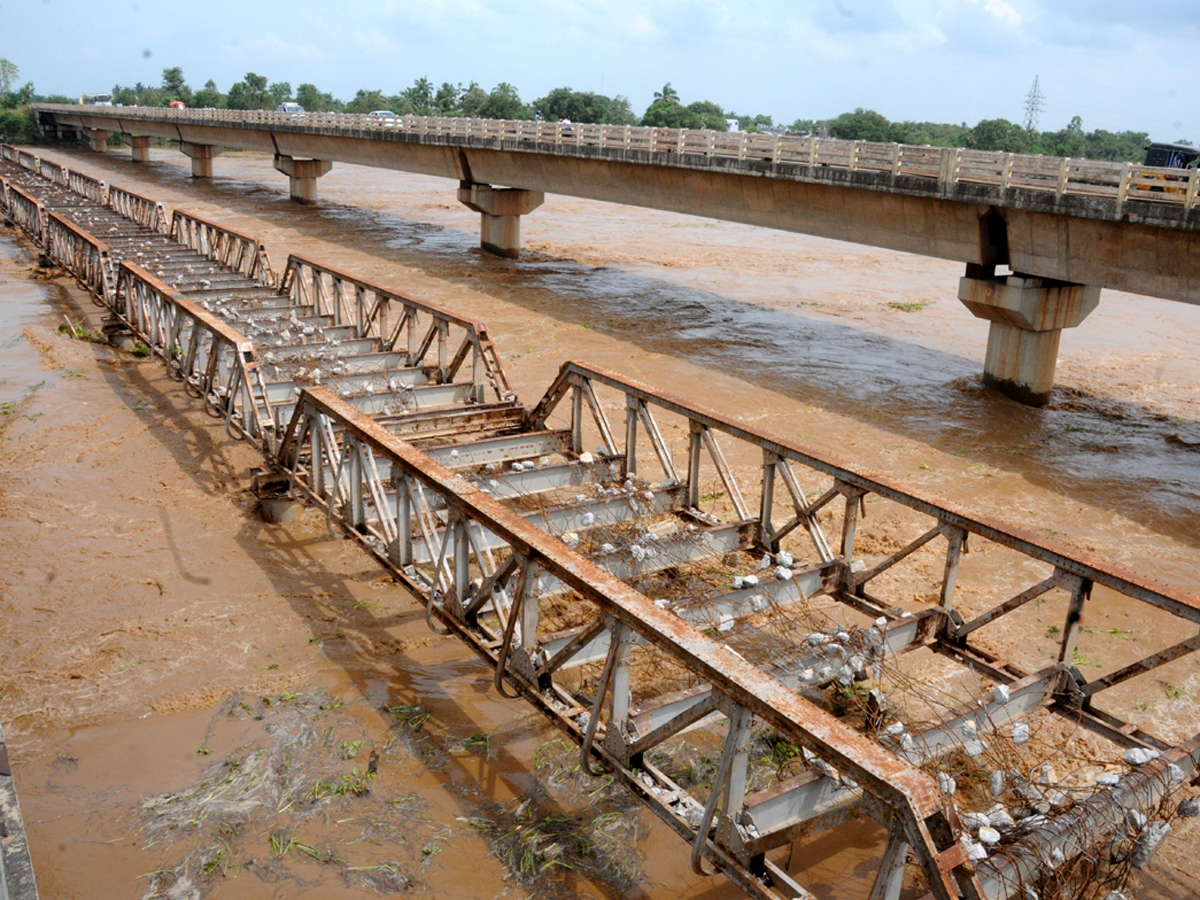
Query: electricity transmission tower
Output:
[[1024, 76, 1045, 132]]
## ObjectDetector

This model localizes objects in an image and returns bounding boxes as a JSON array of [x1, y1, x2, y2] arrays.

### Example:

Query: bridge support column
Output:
[[959, 269, 1099, 407], [273, 155, 332, 204], [84, 129, 109, 152], [129, 135, 154, 163], [180, 142, 223, 178], [457, 182, 545, 259]]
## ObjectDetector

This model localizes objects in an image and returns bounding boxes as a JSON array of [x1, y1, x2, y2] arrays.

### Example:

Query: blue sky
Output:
[[3, 0, 1196, 139]]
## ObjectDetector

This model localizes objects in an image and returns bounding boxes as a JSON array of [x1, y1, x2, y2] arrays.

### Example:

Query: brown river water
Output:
[[1, 145, 1199, 899]]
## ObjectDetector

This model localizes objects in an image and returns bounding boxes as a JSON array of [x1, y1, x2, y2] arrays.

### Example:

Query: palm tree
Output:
[[653, 82, 679, 104]]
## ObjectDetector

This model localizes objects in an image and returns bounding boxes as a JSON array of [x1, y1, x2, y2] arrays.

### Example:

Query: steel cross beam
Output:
[[279, 385, 985, 900]]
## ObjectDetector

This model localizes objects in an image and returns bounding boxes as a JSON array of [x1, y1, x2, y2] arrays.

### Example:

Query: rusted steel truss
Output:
[[3, 143, 1199, 900]]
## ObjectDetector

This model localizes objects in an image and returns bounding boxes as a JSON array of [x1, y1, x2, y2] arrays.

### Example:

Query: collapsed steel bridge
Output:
[[3, 143, 1199, 900]]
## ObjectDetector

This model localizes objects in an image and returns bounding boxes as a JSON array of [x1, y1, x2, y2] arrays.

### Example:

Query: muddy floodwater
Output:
[[2, 145, 1199, 899]]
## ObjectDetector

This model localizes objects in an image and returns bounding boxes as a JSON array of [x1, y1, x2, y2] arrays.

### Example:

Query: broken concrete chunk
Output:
[[1131, 820, 1171, 868], [1034, 764, 1057, 785], [1123, 747, 1160, 766], [1011, 721, 1030, 744], [1096, 773, 1121, 786], [988, 807, 1016, 832], [1177, 797, 1200, 818], [989, 770, 1006, 797], [978, 825, 1001, 845], [965, 841, 988, 861], [937, 773, 956, 795], [964, 738, 987, 758], [960, 812, 990, 831], [993, 684, 1011, 704]]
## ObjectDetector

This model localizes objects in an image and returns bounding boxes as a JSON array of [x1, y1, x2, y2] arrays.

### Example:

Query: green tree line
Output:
[[818, 107, 1162, 162]]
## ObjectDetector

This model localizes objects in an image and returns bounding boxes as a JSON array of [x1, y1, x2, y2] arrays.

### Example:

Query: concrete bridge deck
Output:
[[33, 106, 1200, 294], [30, 106, 1200, 407]]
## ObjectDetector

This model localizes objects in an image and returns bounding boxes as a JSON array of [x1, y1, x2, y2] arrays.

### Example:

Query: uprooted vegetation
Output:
[[137, 688, 429, 897]]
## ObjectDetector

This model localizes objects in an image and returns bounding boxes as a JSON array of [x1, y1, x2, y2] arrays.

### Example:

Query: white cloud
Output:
[[970, 0, 1022, 27], [627, 13, 657, 38]]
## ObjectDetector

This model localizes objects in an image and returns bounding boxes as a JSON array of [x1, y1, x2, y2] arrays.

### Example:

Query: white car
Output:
[[367, 110, 397, 118], [276, 102, 305, 117]]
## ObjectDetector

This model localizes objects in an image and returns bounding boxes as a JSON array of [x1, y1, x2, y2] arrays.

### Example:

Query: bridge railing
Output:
[[16, 149, 39, 173], [6, 183, 45, 245], [38, 157, 67, 185], [114, 261, 277, 449], [46, 211, 115, 305], [0, 144, 18, 163], [66, 168, 107, 204], [169, 209, 275, 286], [280, 254, 514, 402], [36, 104, 1200, 211], [108, 184, 169, 233]]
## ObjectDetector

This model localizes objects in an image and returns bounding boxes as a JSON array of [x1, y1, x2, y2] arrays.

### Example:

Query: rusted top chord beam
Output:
[[537, 361, 1200, 625], [288, 385, 948, 825]]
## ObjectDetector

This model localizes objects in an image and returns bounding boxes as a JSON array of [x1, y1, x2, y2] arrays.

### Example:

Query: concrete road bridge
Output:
[[32, 104, 1200, 406]]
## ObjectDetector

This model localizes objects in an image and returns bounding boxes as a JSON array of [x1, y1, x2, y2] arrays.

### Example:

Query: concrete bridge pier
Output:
[[129, 135, 154, 163], [959, 267, 1100, 406], [457, 182, 545, 258], [180, 142, 222, 178], [84, 128, 109, 152], [273, 155, 332, 204]]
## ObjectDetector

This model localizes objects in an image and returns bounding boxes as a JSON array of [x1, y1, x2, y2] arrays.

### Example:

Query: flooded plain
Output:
[[2, 143, 1199, 899]]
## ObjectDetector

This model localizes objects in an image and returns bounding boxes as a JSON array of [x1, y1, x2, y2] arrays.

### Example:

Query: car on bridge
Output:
[[276, 102, 305, 117], [368, 110, 397, 119]]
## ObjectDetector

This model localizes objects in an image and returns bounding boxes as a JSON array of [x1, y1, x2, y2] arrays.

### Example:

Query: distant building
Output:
[[725, 118, 740, 132]]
